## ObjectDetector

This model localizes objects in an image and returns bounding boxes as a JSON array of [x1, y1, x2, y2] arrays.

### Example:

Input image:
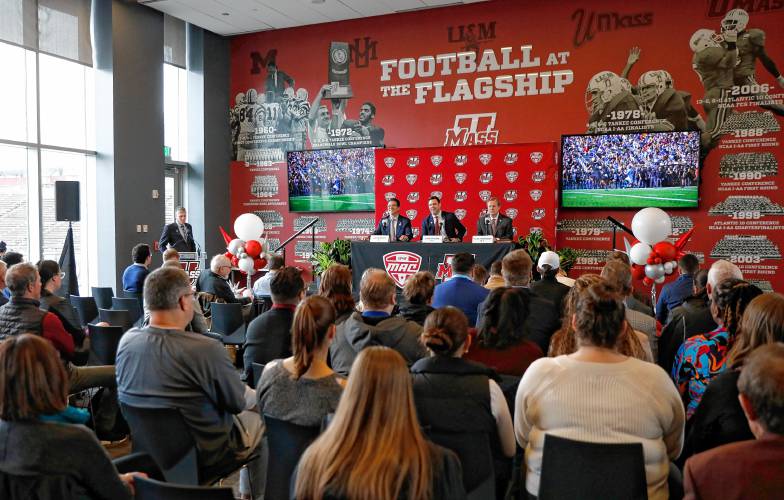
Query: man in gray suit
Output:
[[476, 197, 514, 241]]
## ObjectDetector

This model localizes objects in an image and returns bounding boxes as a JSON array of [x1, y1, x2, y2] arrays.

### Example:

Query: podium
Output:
[[178, 252, 207, 287]]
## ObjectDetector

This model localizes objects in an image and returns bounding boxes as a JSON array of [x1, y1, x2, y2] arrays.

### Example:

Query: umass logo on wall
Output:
[[455, 209, 467, 220], [407, 156, 420, 167], [385, 192, 396, 200], [505, 171, 519, 182], [406, 209, 417, 220], [454, 154, 468, 166], [504, 153, 518, 165], [430, 155, 443, 166], [406, 174, 418, 185], [407, 191, 420, 203], [532, 171, 546, 183], [382, 174, 394, 186], [479, 172, 493, 184], [479, 153, 492, 165], [384, 157, 395, 168], [479, 190, 492, 202], [430, 173, 443, 185], [455, 172, 468, 184]]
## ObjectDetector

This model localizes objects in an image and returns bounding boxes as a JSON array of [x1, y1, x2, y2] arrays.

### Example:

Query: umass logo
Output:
[[479, 172, 493, 184], [382, 175, 394, 186]]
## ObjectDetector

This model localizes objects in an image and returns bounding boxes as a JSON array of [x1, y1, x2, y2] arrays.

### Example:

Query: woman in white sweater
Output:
[[514, 281, 685, 499]]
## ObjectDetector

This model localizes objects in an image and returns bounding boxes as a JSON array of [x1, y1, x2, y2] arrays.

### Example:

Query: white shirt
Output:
[[431, 212, 446, 237], [252, 270, 277, 297]]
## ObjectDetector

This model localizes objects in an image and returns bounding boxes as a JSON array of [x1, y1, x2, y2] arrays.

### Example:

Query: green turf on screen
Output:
[[562, 186, 698, 208], [289, 193, 377, 212]]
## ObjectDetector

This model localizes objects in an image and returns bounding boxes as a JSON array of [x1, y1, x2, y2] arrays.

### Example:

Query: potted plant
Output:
[[313, 239, 352, 277], [556, 247, 583, 275]]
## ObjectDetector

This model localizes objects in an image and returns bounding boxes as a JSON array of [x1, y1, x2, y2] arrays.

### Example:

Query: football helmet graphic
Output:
[[658, 70, 674, 89], [585, 71, 630, 113], [721, 8, 749, 33], [689, 29, 723, 53], [638, 71, 668, 105], [235, 92, 246, 106], [246, 88, 258, 103]]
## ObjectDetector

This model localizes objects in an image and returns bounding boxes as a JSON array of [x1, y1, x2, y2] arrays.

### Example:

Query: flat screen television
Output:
[[560, 131, 700, 209], [287, 147, 376, 212]]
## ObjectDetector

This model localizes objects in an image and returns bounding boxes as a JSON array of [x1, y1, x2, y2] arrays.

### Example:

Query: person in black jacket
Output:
[[158, 206, 196, 253], [197, 254, 251, 306], [530, 251, 570, 316], [399, 271, 435, 326], [421, 196, 466, 242], [36, 260, 85, 357], [243, 266, 304, 381]]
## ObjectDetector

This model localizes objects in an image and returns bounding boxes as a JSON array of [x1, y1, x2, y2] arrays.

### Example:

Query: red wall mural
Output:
[[229, 0, 784, 292]]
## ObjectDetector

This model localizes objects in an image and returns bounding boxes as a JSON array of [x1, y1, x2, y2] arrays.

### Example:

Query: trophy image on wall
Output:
[[325, 41, 353, 99]]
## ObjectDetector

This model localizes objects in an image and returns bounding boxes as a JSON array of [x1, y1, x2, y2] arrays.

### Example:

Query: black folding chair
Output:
[[252, 362, 266, 388], [538, 434, 648, 500], [209, 302, 246, 346], [91, 286, 114, 310], [263, 414, 321, 500], [98, 308, 133, 332], [133, 476, 234, 500], [88, 324, 125, 365], [70, 295, 98, 328], [112, 297, 143, 326]]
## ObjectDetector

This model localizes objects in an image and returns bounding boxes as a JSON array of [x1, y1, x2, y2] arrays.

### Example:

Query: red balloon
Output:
[[245, 240, 262, 259], [647, 256, 656, 265], [224, 251, 233, 259], [230, 256, 239, 268], [631, 265, 645, 281], [654, 257, 662, 264], [642, 277, 653, 286], [653, 241, 677, 262], [254, 257, 267, 270]]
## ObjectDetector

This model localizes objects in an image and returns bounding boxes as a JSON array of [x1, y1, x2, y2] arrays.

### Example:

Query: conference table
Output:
[[350, 241, 515, 290]]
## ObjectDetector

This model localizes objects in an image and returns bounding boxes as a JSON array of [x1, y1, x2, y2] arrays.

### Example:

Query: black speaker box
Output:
[[55, 181, 80, 222]]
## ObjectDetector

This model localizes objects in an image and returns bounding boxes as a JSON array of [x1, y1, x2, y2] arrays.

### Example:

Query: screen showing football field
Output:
[[561, 132, 700, 209], [287, 148, 376, 212]]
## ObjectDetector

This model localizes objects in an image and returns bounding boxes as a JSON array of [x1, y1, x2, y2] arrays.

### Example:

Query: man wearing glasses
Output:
[[196, 254, 252, 309]]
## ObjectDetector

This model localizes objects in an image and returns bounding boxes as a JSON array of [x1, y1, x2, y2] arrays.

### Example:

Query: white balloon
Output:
[[645, 264, 665, 280], [234, 213, 265, 242], [239, 252, 248, 260], [238, 256, 255, 273], [631, 208, 672, 245], [663, 261, 675, 274], [227, 238, 245, 256], [629, 242, 652, 266], [655, 275, 666, 284]]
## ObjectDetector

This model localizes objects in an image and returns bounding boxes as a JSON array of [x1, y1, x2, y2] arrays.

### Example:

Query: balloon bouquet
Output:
[[220, 213, 268, 296], [626, 207, 694, 303]]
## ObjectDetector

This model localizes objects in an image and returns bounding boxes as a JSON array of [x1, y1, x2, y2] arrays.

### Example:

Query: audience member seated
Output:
[[121, 244, 151, 293], [484, 261, 505, 290], [0, 263, 119, 439], [293, 347, 466, 500], [684, 344, 784, 500], [252, 254, 284, 299], [432, 253, 489, 327], [116, 267, 263, 490], [672, 279, 762, 418], [257, 295, 345, 427], [530, 251, 570, 316], [468, 287, 544, 376], [477, 250, 560, 354], [158, 259, 209, 334], [601, 260, 656, 360], [0, 334, 144, 499], [606, 251, 654, 315], [683, 293, 784, 459], [412, 307, 515, 494], [244, 266, 305, 381], [515, 281, 684, 500], [658, 269, 715, 372], [162, 248, 180, 265], [197, 254, 251, 306], [0, 261, 7, 306], [549, 273, 650, 360], [399, 271, 435, 326], [317, 263, 356, 324], [330, 269, 426, 375], [37, 260, 85, 355], [471, 263, 488, 286], [0, 253, 23, 300], [657, 254, 700, 324]]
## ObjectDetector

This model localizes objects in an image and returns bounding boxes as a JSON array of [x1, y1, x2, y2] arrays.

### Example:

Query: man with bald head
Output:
[[329, 268, 426, 375]]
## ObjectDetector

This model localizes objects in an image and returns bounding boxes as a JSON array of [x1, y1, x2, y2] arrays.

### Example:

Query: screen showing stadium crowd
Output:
[[562, 132, 699, 190], [287, 148, 375, 197]]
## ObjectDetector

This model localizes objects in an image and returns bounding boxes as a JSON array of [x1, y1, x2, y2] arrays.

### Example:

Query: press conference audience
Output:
[[0, 253, 23, 300], [656, 254, 700, 324], [683, 343, 784, 500], [329, 268, 426, 375], [515, 281, 684, 500], [468, 287, 544, 376], [256, 295, 345, 427], [601, 260, 656, 360], [530, 251, 569, 315], [471, 263, 488, 286], [484, 260, 505, 290], [121, 243, 151, 293], [0, 261, 8, 306], [37, 260, 85, 350], [317, 263, 356, 323], [252, 253, 284, 299], [672, 278, 762, 418], [432, 253, 489, 327], [162, 247, 180, 264], [197, 253, 251, 305], [684, 293, 784, 459], [607, 250, 654, 317], [399, 271, 436, 326], [244, 266, 305, 380], [293, 346, 467, 500], [0, 334, 144, 499]]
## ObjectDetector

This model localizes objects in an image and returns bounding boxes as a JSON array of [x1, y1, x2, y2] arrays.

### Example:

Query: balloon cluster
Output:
[[224, 213, 267, 275], [628, 207, 694, 287]]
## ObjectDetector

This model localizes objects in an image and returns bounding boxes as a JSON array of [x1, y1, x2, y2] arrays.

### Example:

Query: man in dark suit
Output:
[[421, 196, 466, 242], [373, 198, 413, 242], [432, 253, 489, 327], [159, 206, 196, 253], [476, 249, 560, 354], [684, 343, 784, 500], [476, 197, 514, 241]]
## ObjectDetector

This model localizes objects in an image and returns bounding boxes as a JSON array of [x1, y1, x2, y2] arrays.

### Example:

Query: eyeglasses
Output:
[[58, 272, 66, 279]]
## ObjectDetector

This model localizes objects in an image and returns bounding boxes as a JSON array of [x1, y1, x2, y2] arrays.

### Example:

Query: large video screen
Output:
[[287, 148, 376, 212], [561, 131, 700, 209]]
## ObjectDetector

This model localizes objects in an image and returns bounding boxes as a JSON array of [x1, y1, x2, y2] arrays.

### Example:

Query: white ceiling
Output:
[[140, 0, 487, 36]]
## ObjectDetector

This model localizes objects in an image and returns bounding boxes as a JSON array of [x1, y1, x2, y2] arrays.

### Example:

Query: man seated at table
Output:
[[373, 197, 412, 242], [421, 196, 466, 242], [476, 197, 514, 241]]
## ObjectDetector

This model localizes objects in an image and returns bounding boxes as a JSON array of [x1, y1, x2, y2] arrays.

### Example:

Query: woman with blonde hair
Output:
[[293, 346, 466, 500], [318, 264, 356, 323]]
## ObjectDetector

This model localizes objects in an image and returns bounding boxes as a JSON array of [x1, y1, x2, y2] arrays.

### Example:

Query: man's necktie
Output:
[[390, 218, 396, 241], [434, 216, 440, 235], [179, 224, 187, 241], [491, 218, 497, 236]]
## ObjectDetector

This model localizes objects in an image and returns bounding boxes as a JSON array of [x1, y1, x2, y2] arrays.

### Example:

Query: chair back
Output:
[[133, 476, 234, 500], [252, 362, 266, 388], [209, 302, 244, 335], [539, 434, 648, 500], [0, 471, 81, 500], [426, 429, 495, 495], [263, 414, 321, 500], [88, 324, 125, 365], [98, 308, 133, 332], [112, 297, 143, 326], [120, 403, 199, 485], [69, 295, 98, 328], [91, 286, 114, 310]]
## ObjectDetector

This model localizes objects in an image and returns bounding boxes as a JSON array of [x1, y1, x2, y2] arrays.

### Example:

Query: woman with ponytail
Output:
[[256, 295, 345, 427], [514, 282, 684, 499]]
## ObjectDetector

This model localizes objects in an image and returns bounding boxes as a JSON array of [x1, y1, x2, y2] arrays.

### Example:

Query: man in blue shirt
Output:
[[432, 253, 489, 326], [657, 253, 700, 324], [122, 244, 151, 293]]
